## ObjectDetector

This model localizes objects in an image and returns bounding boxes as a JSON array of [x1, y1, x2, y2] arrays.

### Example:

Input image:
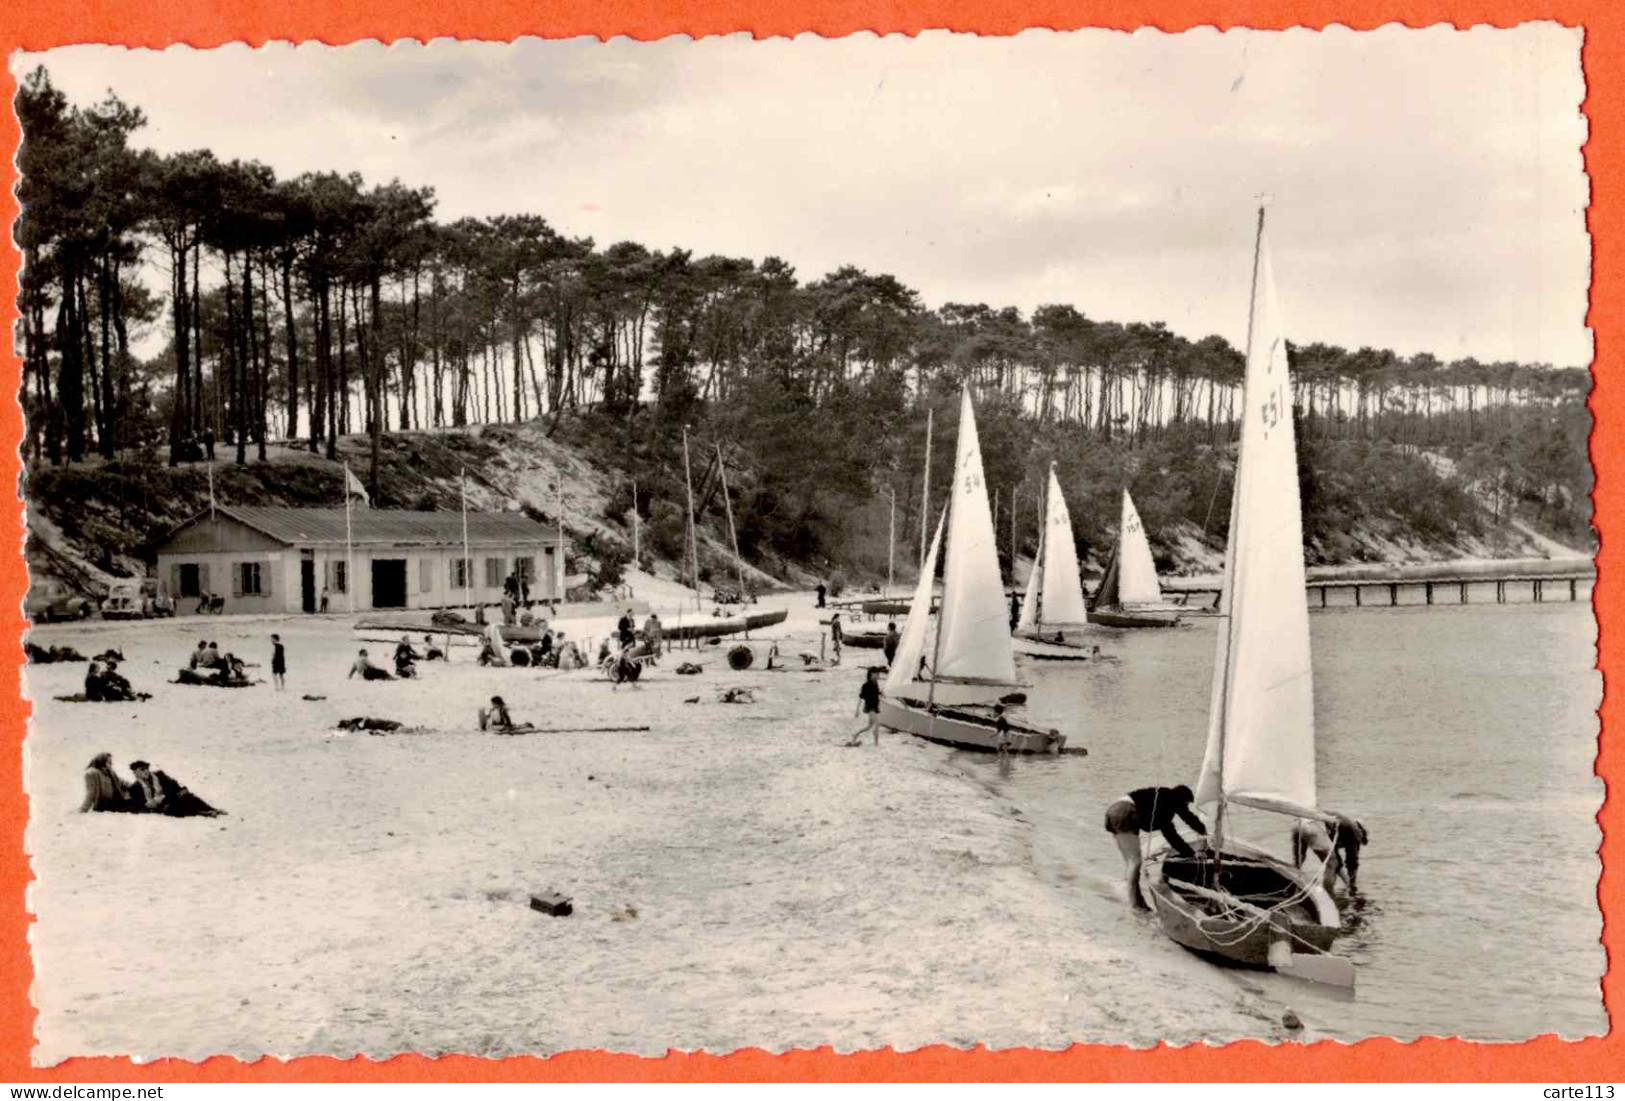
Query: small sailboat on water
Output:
[[879, 386, 1070, 755], [1087, 490, 1183, 628], [1139, 209, 1353, 988], [1012, 464, 1096, 661]]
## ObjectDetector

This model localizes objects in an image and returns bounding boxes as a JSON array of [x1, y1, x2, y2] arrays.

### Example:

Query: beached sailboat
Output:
[[1012, 464, 1096, 660], [1087, 490, 1183, 628], [1139, 210, 1353, 988], [878, 387, 1069, 755]]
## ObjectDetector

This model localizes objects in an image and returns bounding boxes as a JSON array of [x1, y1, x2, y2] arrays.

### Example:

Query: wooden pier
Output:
[[1161, 568, 1594, 612]]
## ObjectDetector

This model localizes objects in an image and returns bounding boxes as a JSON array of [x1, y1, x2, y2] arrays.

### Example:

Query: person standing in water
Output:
[[1292, 814, 1369, 894], [270, 633, 287, 690], [1103, 785, 1208, 910], [847, 666, 883, 747]]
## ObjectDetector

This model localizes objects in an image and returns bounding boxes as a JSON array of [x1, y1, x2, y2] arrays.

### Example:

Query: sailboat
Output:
[[1086, 490, 1183, 628], [1139, 209, 1354, 988], [878, 386, 1069, 755], [1012, 464, 1097, 660]]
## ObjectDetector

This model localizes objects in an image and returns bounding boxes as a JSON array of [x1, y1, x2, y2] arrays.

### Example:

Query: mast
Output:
[[1035, 464, 1054, 630], [681, 424, 701, 611], [925, 491, 948, 718], [716, 442, 744, 593], [919, 406, 932, 569], [1213, 203, 1269, 853], [887, 487, 896, 600], [461, 466, 471, 610]]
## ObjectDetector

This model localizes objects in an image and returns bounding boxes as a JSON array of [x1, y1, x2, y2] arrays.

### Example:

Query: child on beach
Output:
[[847, 667, 883, 747], [348, 649, 394, 681], [271, 634, 286, 690]]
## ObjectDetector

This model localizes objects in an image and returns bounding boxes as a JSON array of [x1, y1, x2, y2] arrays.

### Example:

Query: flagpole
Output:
[[681, 425, 700, 611], [461, 467, 471, 612], [344, 462, 355, 616], [887, 487, 896, 600]]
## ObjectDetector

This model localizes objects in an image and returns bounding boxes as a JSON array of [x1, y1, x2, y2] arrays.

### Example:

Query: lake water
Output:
[[958, 599, 1605, 1041]]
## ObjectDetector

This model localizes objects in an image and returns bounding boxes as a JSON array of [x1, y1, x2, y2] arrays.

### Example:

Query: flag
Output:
[[344, 464, 370, 508]]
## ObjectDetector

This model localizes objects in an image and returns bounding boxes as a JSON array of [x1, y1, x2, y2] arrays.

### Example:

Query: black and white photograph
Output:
[[12, 25, 1598, 1063]]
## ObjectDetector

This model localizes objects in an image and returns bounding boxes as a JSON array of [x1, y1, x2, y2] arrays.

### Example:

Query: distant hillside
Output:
[[23, 420, 1585, 601]]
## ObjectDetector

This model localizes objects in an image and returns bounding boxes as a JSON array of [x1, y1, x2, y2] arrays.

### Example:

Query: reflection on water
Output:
[[958, 602, 1603, 1041]]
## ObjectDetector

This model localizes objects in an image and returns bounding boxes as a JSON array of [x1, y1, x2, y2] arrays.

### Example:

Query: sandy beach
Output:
[[22, 584, 1320, 1064]]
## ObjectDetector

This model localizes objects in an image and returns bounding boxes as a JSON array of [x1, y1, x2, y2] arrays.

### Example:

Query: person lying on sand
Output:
[[129, 760, 225, 818], [79, 752, 138, 813], [348, 649, 394, 681]]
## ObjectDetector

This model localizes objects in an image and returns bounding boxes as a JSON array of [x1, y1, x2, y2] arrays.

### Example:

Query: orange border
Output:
[[0, 0, 1614, 1082]]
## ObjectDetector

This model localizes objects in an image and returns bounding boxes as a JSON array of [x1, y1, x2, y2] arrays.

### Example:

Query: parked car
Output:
[[102, 579, 176, 620], [26, 580, 94, 623]]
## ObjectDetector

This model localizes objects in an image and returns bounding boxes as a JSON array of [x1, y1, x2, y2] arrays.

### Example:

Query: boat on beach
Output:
[[1086, 490, 1184, 628], [1012, 463, 1097, 661], [1139, 209, 1354, 989], [878, 386, 1070, 755]]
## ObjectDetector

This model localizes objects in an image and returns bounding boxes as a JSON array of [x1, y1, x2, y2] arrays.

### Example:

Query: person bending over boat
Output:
[[1103, 786, 1208, 910], [1291, 814, 1368, 894]]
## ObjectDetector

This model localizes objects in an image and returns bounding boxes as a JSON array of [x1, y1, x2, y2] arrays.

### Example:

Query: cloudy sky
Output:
[[18, 25, 1591, 366]]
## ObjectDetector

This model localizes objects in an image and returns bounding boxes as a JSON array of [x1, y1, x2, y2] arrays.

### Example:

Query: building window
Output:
[[514, 556, 535, 583], [485, 557, 505, 588], [239, 562, 263, 596], [331, 561, 348, 594], [451, 557, 471, 589], [419, 558, 433, 593]]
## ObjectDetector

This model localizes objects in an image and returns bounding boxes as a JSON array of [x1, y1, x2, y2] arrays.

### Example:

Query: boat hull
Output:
[[842, 631, 888, 650], [1141, 841, 1340, 970], [878, 697, 1067, 754], [1011, 633, 1096, 661], [1087, 605, 1182, 629]]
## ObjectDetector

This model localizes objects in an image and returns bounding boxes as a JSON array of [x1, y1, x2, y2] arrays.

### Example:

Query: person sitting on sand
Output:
[[129, 760, 225, 818], [423, 634, 445, 662], [202, 641, 224, 670], [188, 640, 209, 670], [1103, 786, 1209, 910], [83, 661, 106, 702], [597, 638, 614, 667], [479, 695, 517, 732], [348, 649, 394, 681], [847, 666, 884, 747], [1292, 814, 1369, 894], [79, 753, 136, 813], [519, 607, 536, 628], [394, 635, 421, 678], [98, 659, 139, 702], [479, 623, 509, 668], [220, 653, 249, 684], [554, 632, 583, 670]]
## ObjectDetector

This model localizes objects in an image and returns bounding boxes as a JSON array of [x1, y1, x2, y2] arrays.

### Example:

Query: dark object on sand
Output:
[[337, 717, 403, 732], [676, 662, 703, 675], [718, 687, 756, 704], [26, 643, 88, 664], [302, 694, 328, 701], [530, 891, 573, 917], [683, 696, 701, 704], [431, 610, 468, 627], [174, 669, 255, 688], [999, 692, 1028, 706], [54, 692, 152, 703], [93, 648, 126, 663], [727, 645, 754, 671]]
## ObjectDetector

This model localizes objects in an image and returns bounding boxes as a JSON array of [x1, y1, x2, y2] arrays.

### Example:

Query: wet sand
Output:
[[26, 596, 1285, 1063]]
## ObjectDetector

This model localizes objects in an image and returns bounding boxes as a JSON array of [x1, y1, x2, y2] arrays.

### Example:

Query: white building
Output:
[[155, 506, 567, 615]]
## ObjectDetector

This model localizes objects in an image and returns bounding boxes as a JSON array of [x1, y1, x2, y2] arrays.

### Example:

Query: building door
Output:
[[372, 559, 408, 609], [301, 553, 317, 614], [178, 563, 201, 598]]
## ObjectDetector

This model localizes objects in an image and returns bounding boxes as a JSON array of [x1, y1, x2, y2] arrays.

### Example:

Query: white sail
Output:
[[1115, 491, 1163, 607], [1016, 512, 1042, 635], [884, 507, 946, 698], [933, 386, 1020, 687], [1039, 468, 1090, 626], [1194, 214, 1318, 820]]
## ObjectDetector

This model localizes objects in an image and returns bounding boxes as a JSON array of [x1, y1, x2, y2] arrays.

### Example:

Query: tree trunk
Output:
[[283, 254, 301, 441], [369, 275, 384, 497]]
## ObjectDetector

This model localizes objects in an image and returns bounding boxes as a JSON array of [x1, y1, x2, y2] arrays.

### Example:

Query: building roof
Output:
[[172, 505, 563, 549]]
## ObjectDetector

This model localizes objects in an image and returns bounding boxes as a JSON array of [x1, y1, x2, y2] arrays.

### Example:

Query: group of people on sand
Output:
[[178, 639, 250, 686], [79, 753, 224, 818], [1102, 785, 1368, 908], [478, 622, 586, 670], [83, 656, 142, 702]]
